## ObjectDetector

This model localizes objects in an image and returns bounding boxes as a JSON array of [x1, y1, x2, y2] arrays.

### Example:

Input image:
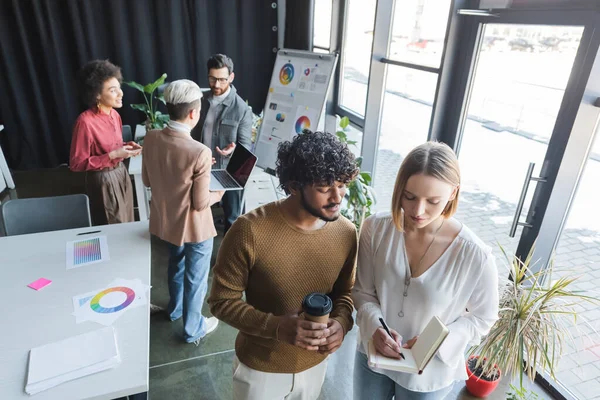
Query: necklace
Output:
[[398, 217, 445, 318]]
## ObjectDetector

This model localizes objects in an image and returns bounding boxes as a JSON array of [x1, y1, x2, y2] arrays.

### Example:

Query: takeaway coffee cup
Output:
[[302, 293, 333, 324]]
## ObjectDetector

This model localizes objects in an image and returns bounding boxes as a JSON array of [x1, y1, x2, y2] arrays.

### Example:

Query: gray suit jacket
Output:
[[192, 85, 253, 169]]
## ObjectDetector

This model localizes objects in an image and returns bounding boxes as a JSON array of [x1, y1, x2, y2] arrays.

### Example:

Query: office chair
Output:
[[0, 194, 92, 236]]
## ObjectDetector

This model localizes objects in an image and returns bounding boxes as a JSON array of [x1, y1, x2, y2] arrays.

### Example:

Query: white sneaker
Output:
[[193, 317, 219, 346]]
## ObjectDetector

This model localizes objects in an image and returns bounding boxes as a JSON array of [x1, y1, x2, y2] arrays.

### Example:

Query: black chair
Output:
[[122, 125, 133, 143], [0, 194, 92, 236]]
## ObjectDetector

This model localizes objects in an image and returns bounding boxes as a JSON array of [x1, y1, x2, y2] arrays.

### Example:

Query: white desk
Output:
[[128, 155, 149, 221], [244, 167, 286, 212], [0, 124, 15, 190], [0, 221, 151, 400]]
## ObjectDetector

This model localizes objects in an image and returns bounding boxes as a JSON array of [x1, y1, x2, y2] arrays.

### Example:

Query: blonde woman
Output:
[[352, 142, 499, 400]]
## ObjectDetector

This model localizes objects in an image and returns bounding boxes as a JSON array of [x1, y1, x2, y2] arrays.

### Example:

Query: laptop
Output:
[[209, 144, 258, 191]]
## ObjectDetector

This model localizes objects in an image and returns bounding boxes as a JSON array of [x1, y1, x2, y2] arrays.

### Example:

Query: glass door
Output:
[[452, 9, 600, 399], [456, 23, 585, 263], [550, 127, 600, 399]]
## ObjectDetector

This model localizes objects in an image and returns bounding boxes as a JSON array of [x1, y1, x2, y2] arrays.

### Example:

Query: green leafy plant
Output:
[[124, 73, 169, 130], [335, 116, 376, 230], [506, 384, 539, 400], [469, 244, 599, 391], [249, 104, 262, 144]]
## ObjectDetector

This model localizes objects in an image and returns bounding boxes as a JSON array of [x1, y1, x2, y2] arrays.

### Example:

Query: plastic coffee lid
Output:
[[302, 293, 333, 316]]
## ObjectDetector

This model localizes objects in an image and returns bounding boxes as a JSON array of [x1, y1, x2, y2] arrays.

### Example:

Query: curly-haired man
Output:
[[208, 131, 359, 400]]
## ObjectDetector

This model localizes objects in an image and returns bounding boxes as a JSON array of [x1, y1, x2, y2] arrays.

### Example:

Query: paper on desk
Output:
[[72, 278, 150, 326], [66, 236, 110, 270], [25, 326, 120, 395]]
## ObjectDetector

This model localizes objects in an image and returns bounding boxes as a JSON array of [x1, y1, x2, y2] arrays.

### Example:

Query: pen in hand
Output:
[[379, 317, 405, 360]]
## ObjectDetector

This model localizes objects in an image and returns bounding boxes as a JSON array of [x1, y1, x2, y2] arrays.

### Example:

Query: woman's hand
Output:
[[125, 141, 143, 156], [109, 145, 138, 160], [372, 327, 403, 359], [403, 336, 418, 349]]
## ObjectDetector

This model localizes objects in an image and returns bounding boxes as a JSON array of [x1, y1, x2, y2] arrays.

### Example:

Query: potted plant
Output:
[[124, 73, 170, 138], [251, 110, 263, 147], [466, 245, 598, 397], [506, 384, 539, 400], [466, 356, 501, 397], [335, 116, 376, 231]]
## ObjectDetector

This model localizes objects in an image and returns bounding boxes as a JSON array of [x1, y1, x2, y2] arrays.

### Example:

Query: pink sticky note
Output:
[[28, 278, 52, 291]]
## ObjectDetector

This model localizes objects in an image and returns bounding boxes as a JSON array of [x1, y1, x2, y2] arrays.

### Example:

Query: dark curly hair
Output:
[[76, 60, 122, 108], [276, 130, 359, 194]]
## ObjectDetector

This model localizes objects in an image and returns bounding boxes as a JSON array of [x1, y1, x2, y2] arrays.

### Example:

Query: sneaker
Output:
[[192, 317, 219, 346], [150, 303, 165, 315]]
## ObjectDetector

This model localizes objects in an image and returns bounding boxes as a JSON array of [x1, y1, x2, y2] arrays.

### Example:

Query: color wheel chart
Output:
[[66, 236, 109, 269], [279, 63, 295, 85], [90, 287, 136, 314], [295, 116, 311, 134], [72, 278, 150, 326]]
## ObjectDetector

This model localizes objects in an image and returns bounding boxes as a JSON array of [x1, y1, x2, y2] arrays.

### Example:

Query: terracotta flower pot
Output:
[[465, 356, 501, 398]]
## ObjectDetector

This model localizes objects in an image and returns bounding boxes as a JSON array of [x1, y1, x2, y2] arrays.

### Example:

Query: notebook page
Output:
[[411, 316, 449, 370], [367, 340, 418, 373]]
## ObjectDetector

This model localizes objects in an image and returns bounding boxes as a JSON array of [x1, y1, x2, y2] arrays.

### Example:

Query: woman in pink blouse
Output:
[[70, 60, 141, 225]]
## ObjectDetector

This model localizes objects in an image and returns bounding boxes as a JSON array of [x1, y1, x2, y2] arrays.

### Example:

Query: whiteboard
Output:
[[254, 49, 338, 174]]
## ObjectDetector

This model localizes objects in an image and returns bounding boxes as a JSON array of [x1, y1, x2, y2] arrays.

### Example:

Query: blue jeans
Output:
[[167, 238, 213, 343], [221, 190, 243, 234], [354, 352, 453, 400]]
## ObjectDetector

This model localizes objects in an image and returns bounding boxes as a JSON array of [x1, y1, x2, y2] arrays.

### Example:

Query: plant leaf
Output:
[[144, 73, 168, 94], [123, 81, 145, 92], [131, 103, 149, 113], [360, 171, 372, 184], [340, 116, 350, 129]]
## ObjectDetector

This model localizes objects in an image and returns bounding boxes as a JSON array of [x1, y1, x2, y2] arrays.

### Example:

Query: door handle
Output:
[[509, 162, 547, 238]]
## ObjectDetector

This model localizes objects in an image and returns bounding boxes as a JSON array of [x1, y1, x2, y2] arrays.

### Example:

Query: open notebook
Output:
[[367, 316, 449, 375], [25, 326, 120, 395]]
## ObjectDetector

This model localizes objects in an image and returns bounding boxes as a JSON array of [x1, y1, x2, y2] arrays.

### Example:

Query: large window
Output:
[[313, 0, 332, 51], [388, 0, 452, 68], [339, 0, 376, 117], [372, 1, 452, 211], [374, 66, 438, 210]]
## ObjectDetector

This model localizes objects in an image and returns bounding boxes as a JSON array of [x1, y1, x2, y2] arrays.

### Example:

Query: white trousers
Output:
[[232, 355, 328, 400]]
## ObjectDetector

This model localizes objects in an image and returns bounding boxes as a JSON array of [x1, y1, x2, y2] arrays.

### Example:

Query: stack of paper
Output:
[[25, 326, 120, 395]]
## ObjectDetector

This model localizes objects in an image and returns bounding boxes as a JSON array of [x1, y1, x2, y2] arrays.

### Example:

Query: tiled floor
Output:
[[0, 167, 555, 400]]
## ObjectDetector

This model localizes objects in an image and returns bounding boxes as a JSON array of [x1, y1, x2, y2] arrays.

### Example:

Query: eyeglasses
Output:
[[208, 76, 230, 84]]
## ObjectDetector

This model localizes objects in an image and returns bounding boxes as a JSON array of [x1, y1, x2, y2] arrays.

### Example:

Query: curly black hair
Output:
[[276, 130, 359, 194], [76, 59, 122, 108]]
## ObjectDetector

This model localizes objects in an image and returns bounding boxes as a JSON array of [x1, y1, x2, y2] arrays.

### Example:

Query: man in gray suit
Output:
[[192, 54, 252, 234]]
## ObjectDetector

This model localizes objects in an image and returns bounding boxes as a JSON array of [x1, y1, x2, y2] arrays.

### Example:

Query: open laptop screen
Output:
[[226, 145, 257, 187]]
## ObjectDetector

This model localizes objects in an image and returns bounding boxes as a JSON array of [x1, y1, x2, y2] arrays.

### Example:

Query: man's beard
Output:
[[211, 84, 229, 96], [300, 190, 340, 222]]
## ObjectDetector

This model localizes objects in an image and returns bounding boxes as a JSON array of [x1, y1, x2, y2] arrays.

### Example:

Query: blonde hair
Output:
[[164, 79, 202, 104], [391, 141, 461, 231]]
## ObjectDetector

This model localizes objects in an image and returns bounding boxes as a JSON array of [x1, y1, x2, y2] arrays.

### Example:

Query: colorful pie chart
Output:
[[295, 116, 311, 134], [279, 63, 295, 85]]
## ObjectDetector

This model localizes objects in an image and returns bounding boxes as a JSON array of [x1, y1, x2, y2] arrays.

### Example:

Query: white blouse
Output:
[[352, 212, 499, 392]]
